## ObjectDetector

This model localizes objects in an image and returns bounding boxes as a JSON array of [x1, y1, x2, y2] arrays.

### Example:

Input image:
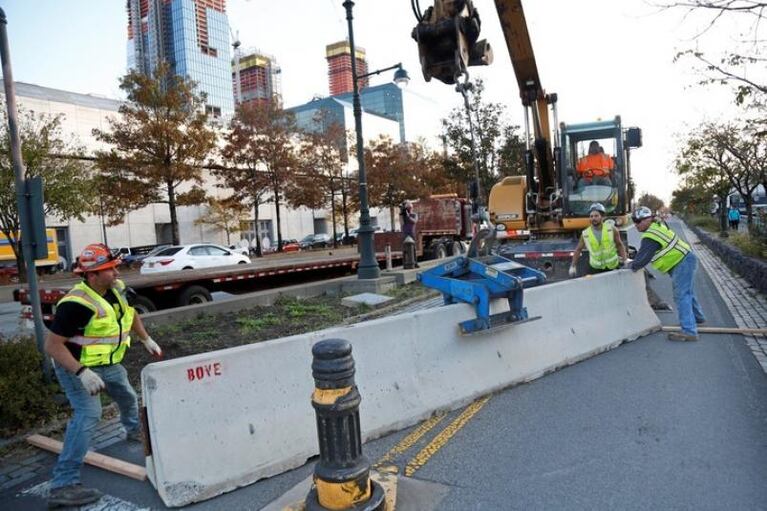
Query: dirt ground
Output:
[[121, 283, 437, 389]]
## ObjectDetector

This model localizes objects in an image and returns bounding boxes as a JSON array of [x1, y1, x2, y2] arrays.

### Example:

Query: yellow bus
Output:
[[0, 228, 59, 271]]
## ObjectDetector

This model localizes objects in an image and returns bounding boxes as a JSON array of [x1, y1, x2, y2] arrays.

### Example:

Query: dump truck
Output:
[[374, 194, 472, 260]]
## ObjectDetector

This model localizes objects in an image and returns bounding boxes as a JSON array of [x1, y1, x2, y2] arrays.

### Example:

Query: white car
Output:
[[140, 244, 250, 274], [228, 244, 250, 256]]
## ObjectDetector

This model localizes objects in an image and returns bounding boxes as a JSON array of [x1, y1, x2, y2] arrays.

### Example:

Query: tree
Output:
[[441, 79, 526, 204], [670, 184, 710, 216], [217, 105, 275, 257], [194, 196, 248, 245], [637, 192, 665, 214], [0, 107, 90, 280], [365, 136, 434, 229], [223, 101, 299, 252], [286, 110, 347, 245], [663, 1, 767, 104], [92, 63, 217, 245]]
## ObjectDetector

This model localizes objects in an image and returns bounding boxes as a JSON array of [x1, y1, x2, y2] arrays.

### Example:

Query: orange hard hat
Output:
[[74, 243, 120, 274]]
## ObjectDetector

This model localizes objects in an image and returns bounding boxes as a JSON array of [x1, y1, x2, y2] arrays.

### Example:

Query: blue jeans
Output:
[[669, 252, 706, 336], [51, 363, 139, 489]]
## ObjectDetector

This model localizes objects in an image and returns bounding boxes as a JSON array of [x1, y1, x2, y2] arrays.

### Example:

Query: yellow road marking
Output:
[[373, 412, 448, 470], [404, 396, 491, 477]]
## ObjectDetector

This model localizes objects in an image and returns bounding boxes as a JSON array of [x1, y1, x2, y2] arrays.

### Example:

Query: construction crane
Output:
[[412, 0, 643, 280], [230, 27, 242, 106]]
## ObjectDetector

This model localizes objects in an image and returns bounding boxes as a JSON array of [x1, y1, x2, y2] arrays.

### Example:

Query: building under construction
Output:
[[232, 49, 282, 107], [326, 40, 368, 96]]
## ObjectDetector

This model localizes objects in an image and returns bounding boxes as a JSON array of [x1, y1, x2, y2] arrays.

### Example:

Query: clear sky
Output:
[[0, 0, 744, 204]]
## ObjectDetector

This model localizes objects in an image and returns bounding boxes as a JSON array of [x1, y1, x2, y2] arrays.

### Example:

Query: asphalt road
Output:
[[3, 219, 766, 510]]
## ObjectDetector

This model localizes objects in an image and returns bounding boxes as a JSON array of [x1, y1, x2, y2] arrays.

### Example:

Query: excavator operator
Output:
[[576, 140, 614, 189]]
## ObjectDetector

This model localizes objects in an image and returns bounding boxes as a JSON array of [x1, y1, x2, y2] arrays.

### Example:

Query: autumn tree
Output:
[[637, 193, 666, 215], [93, 63, 217, 245], [441, 79, 526, 204], [662, 1, 767, 105], [365, 136, 435, 228], [286, 110, 347, 246], [0, 107, 90, 279], [194, 196, 249, 245]]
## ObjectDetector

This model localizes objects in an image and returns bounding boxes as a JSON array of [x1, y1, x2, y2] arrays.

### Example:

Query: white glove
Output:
[[140, 336, 163, 358], [568, 266, 577, 278], [623, 258, 634, 269], [78, 368, 105, 395]]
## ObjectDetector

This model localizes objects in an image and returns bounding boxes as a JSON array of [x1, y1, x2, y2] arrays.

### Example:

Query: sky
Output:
[[0, 0, 749, 204]]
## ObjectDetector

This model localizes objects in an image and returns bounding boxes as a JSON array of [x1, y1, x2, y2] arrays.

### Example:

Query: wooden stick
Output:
[[661, 326, 767, 335], [26, 434, 146, 481]]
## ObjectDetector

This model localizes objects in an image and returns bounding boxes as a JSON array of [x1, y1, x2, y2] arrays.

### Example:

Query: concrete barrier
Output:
[[142, 269, 659, 507]]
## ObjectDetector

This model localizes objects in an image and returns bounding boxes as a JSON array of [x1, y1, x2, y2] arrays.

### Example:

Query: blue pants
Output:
[[51, 363, 139, 489], [669, 252, 706, 336]]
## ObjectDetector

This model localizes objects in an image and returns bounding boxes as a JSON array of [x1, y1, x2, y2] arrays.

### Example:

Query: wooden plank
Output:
[[26, 434, 146, 481], [661, 326, 767, 335]]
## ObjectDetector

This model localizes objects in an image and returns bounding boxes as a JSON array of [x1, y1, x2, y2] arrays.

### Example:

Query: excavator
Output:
[[411, 0, 643, 280]]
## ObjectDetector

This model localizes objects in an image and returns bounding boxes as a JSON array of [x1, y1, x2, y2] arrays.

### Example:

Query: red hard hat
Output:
[[74, 243, 120, 274]]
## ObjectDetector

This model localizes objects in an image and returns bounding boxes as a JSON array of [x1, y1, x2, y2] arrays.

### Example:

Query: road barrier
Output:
[[142, 269, 659, 507]]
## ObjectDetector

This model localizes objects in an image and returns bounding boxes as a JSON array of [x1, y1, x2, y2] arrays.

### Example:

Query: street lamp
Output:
[[343, 0, 409, 279]]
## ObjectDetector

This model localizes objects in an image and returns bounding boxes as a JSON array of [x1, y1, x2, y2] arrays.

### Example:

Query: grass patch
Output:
[[729, 232, 767, 259], [688, 215, 721, 232], [236, 313, 280, 333]]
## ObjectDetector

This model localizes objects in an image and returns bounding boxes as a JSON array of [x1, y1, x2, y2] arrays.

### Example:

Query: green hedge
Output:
[[687, 215, 721, 232], [0, 338, 61, 436]]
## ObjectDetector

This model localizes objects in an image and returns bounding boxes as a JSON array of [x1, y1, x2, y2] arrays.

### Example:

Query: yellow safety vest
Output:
[[583, 223, 619, 270], [57, 279, 135, 367], [641, 222, 690, 273]]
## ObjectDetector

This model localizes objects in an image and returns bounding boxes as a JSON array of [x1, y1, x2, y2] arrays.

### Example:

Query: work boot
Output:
[[696, 317, 706, 325], [667, 332, 699, 342], [48, 484, 102, 508], [126, 429, 143, 443]]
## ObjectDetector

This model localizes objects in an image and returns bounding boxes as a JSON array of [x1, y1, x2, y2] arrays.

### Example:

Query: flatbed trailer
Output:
[[15, 248, 402, 324]]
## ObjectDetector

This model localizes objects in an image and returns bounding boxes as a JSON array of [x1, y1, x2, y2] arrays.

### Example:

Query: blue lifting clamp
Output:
[[417, 229, 546, 334]]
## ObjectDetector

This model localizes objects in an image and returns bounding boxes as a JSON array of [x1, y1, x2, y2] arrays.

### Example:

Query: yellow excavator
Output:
[[412, 0, 643, 279]]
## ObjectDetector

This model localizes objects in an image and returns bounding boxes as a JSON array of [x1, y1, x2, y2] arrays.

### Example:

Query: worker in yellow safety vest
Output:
[[569, 202, 627, 277], [627, 207, 706, 342], [44, 243, 162, 508]]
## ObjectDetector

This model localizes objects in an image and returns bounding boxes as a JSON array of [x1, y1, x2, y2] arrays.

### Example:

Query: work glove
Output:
[[568, 266, 577, 278], [623, 258, 634, 269], [140, 336, 163, 358], [79, 368, 105, 395]]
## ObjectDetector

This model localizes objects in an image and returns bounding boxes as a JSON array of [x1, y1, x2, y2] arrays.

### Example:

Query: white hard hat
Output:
[[589, 202, 606, 214], [632, 206, 653, 222]]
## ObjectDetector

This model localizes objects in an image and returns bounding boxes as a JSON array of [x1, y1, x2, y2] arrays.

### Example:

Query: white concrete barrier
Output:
[[142, 270, 659, 507]]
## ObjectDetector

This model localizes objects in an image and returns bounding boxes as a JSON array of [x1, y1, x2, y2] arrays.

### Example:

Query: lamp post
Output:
[[343, 0, 409, 279]]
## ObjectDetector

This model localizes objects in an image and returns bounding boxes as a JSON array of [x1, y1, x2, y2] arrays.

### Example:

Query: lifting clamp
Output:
[[417, 250, 546, 335]]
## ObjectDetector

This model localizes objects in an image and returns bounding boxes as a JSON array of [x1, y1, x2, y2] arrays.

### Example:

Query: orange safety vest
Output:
[[576, 153, 615, 178]]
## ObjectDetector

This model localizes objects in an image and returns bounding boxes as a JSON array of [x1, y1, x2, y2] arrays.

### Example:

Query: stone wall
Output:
[[689, 225, 767, 294]]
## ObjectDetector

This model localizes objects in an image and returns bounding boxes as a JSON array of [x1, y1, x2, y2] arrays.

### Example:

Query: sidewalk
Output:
[[682, 224, 767, 374]]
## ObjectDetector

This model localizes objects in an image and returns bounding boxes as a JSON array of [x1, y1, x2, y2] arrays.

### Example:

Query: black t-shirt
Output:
[[49, 288, 124, 361]]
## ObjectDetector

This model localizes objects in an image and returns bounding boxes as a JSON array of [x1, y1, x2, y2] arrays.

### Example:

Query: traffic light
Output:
[[412, 0, 494, 85]]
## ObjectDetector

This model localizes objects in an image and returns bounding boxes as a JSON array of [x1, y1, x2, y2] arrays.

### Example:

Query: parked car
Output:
[[228, 244, 250, 256], [280, 239, 300, 252], [348, 225, 382, 240], [140, 244, 250, 274], [298, 233, 332, 250]]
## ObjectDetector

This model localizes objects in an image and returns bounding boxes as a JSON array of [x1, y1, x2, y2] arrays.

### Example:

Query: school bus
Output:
[[0, 228, 60, 271]]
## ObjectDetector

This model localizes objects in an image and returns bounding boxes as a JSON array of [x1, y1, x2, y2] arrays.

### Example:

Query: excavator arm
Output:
[[493, 0, 556, 197]]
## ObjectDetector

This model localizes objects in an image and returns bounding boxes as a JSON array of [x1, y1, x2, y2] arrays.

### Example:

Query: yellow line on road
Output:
[[404, 396, 491, 477], [373, 412, 447, 469]]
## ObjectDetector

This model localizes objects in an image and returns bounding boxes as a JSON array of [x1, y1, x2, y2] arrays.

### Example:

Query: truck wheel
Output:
[[177, 285, 212, 307], [450, 241, 463, 255], [132, 295, 157, 314], [433, 243, 448, 260]]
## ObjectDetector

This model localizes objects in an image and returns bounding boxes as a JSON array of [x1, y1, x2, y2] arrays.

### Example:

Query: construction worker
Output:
[[44, 243, 162, 508], [576, 140, 614, 188], [569, 202, 626, 277], [627, 207, 706, 341]]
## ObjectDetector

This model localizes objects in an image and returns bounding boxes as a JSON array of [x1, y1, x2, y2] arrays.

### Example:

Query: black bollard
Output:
[[403, 236, 416, 270], [305, 339, 385, 511]]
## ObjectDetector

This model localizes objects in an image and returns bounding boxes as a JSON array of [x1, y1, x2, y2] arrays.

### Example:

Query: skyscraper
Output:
[[127, 0, 234, 117], [232, 49, 282, 108], [325, 40, 368, 96]]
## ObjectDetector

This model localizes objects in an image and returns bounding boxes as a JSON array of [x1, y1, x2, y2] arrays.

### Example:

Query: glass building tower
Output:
[[127, 0, 234, 118]]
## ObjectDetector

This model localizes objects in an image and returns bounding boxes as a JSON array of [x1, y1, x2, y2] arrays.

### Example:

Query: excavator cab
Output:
[[559, 117, 639, 219]]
